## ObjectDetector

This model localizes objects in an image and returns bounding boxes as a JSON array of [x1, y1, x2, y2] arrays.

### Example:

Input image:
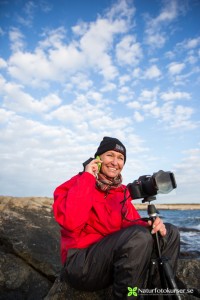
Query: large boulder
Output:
[[0, 196, 61, 300], [0, 196, 199, 300]]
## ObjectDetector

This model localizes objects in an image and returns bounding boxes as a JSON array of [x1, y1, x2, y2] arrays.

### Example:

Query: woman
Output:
[[53, 137, 180, 299]]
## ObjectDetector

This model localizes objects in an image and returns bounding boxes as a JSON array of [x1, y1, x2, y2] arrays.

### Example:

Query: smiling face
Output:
[[99, 150, 125, 178]]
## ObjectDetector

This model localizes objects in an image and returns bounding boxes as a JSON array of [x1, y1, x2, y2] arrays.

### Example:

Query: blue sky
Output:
[[0, 0, 200, 203]]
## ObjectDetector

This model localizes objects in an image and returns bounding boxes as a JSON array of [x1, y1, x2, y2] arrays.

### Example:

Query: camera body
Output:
[[128, 170, 177, 200]]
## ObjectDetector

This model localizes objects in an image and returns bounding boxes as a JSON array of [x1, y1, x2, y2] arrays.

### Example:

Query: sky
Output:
[[0, 0, 200, 204]]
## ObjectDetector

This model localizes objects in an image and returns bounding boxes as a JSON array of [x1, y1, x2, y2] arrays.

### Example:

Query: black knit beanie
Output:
[[94, 137, 126, 163]]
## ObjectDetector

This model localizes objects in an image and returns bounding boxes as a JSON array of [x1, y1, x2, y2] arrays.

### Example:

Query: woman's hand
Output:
[[148, 217, 167, 237], [85, 158, 102, 177]]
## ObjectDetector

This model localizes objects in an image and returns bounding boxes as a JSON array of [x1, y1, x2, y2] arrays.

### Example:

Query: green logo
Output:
[[127, 286, 138, 297]]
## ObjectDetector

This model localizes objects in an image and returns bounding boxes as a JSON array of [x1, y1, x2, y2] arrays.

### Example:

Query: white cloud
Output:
[[132, 68, 142, 78], [39, 26, 67, 48], [164, 50, 175, 59], [175, 148, 200, 183], [106, 0, 135, 21], [79, 18, 125, 79], [47, 92, 111, 127], [152, 0, 178, 24], [87, 91, 104, 102], [0, 58, 7, 68], [72, 22, 89, 36], [17, 1, 36, 27], [158, 103, 196, 129], [118, 95, 130, 103], [119, 86, 131, 94], [0, 108, 16, 123], [143, 101, 157, 112], [89, 115, 131, 131], [173, 146, 200, 201], [116, 35, 143, 65], [144, 65, 162, 79], [48, 104, 84, 123], [40, 94, 62, 110], [100, 82, 116, 92], [171, 105, 195, 128], [140, 87, 159, 102], [0, 27, 5, 36], [126, 87, 197, 130], [40, 1, 52, 13], [7, 2, 133, 85], [70, 73, 93, 91], [127, 101, 141, 109], [118, 74, 131, 86], [144, 0, 179, 48], [0, 75, 62, 113], [9, 27, 25, 52], [0, 110, 90, 195], [172, 66, 200, 86], [150, 106, 160, 118], [168, 62, 185, 75], [184, 37, 200, 49], [118, 85, 135, 102], [145, 33, 166, 49], [185, 54, 198, 65], [133, 111, 144, 122], [8, 50, 55, 86], [161, 91, 191, 101]]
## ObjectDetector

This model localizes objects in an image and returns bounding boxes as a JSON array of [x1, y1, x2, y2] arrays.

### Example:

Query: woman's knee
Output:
[[165, 223, 180, 242], [122, 225, 154, 251]]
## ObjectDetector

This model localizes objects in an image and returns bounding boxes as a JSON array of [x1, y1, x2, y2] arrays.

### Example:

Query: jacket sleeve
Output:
[[53, 172, 96, 232]]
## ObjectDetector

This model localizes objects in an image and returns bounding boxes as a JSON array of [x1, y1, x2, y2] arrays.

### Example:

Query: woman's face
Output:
[[100, 150, 125, 178]]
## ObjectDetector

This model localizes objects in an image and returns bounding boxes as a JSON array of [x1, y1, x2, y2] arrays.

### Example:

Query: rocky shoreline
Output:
[[0, 196, 200, 299], [134, 203, 200, 210]]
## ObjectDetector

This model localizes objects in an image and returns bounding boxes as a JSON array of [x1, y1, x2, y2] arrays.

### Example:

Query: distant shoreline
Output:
[[0, 196, 199, 210], [134, 203, 200, 210]]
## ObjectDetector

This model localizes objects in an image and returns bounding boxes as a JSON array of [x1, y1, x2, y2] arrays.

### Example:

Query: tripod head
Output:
[[140, 196, 163, 258], [141, 196, 159, 220]]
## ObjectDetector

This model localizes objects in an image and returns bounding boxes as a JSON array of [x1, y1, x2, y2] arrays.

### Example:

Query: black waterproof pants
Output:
[[65, 223, 180, 299]]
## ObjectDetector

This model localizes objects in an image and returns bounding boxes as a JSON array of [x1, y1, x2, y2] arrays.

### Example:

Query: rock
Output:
[[177, 259, 200, 289], [44, 259, 200, 300], [44, 271, 112, 300], [0, 196, 199, 300], [0, 251, 51, 300], [0, 196, 61, 300]]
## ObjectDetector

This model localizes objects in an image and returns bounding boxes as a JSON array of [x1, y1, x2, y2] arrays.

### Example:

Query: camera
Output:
[[128, 170, 177, 201]]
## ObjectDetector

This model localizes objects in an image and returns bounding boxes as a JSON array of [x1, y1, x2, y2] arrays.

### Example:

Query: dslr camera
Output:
[[128, 170, 177, 201]]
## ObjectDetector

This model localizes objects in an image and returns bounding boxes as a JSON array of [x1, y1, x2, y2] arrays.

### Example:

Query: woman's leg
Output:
[[65, 225, 154, 299], [161, 223, 180, 272]]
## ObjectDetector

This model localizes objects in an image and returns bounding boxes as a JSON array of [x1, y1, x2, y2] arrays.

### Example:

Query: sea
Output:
[[138, 209, 200, 257]]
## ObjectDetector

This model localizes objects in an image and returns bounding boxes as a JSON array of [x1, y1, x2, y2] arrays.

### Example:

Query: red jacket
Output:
[[53, 172, 146, 264]]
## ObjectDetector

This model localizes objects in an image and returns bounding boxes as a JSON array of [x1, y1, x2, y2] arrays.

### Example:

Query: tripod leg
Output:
[[162, 259, 179, 290], [161, 258, 181, 300], [146, 259, 167, 300], [146, 259, 157, 288]]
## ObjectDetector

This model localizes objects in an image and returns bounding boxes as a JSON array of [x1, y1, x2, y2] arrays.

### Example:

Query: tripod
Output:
[[140, 196, 200, 299], [141, 196, 181, 300]]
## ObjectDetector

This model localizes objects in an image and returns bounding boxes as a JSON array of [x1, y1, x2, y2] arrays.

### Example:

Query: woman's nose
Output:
[[111, 157, 118, 165]]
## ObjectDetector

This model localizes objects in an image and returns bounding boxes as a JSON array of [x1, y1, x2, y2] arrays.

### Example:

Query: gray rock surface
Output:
[[0, 196, 199, 300]]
